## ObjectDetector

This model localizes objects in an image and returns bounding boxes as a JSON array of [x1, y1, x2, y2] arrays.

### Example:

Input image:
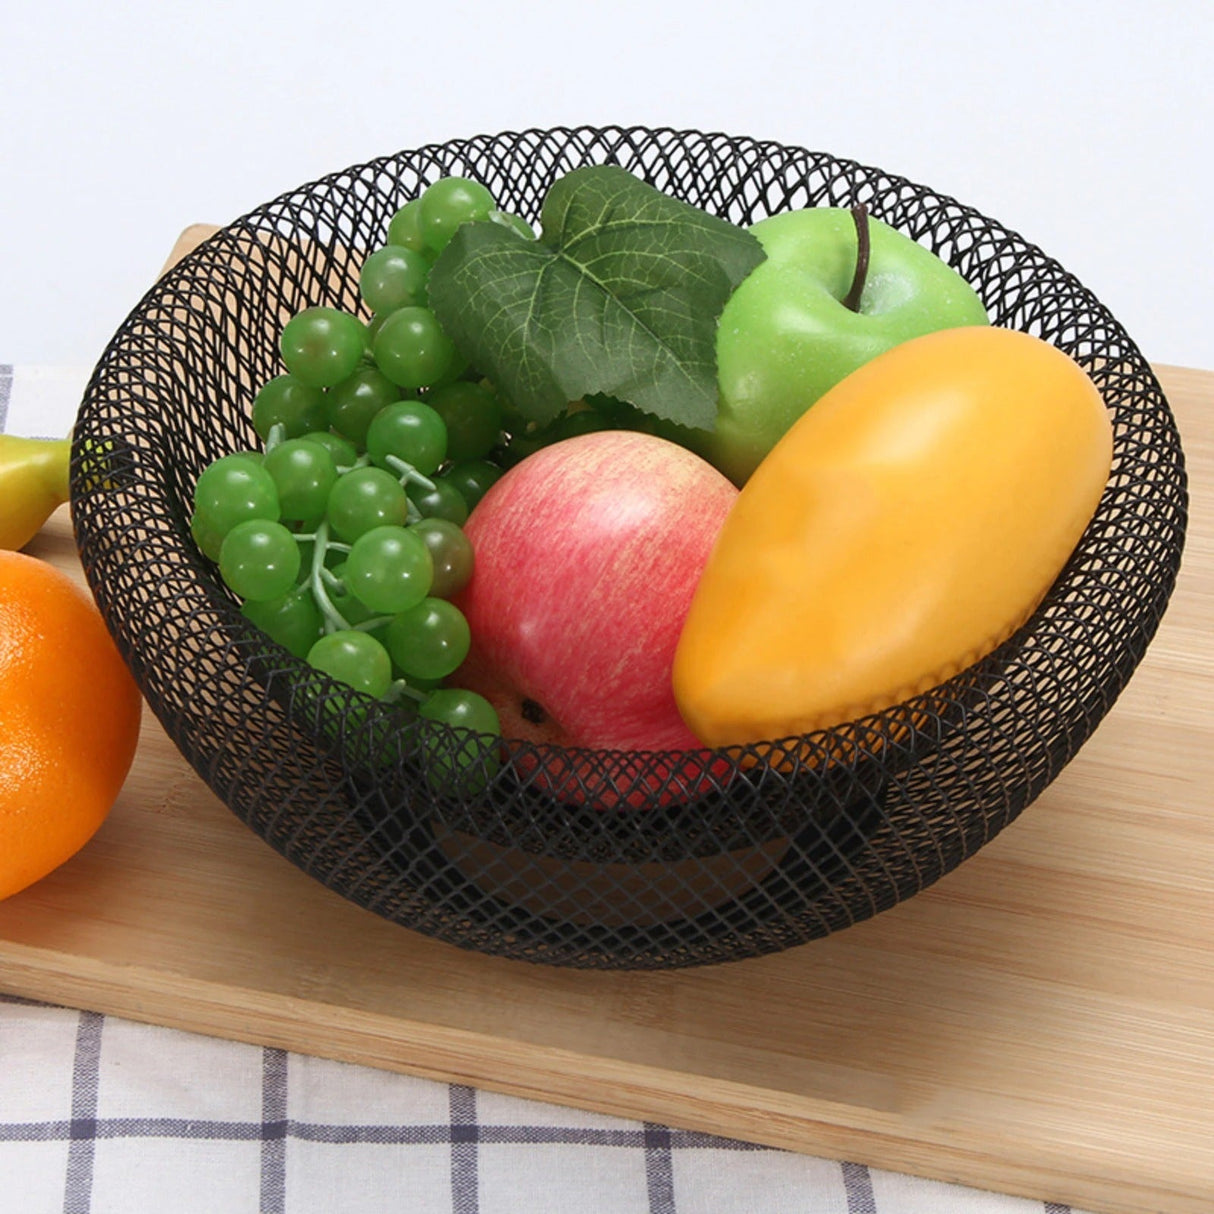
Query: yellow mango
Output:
[[673, 325, 1113, 749]]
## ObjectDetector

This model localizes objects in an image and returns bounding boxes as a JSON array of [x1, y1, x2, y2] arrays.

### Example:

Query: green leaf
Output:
[[426, 166, 765, 431]]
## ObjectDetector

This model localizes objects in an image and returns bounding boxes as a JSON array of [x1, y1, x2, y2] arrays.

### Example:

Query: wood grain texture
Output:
[[0, 229, 1210, 1214], [157, 222, 219, 273]]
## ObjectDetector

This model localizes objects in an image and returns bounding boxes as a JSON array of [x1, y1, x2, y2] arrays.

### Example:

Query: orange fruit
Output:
[[0, 550, 142, 900]]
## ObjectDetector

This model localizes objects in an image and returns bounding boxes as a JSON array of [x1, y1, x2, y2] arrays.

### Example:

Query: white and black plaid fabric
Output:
[[1, 368, 1093, 1212], [0, 996, 1089, 1214]]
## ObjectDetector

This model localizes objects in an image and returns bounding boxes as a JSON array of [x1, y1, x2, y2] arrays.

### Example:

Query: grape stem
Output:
[[307, 519, 353, 633], [354, 615, 395, 632], [294, 533, 350, 553], [384, 454, 434, 524], [383, 679, 429, 704], [385, 454, 436, 492], [265, 422, 287, 455]]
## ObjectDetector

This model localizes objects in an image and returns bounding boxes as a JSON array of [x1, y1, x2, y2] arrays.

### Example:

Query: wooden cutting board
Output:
[[1, 229, 1211, 1214]]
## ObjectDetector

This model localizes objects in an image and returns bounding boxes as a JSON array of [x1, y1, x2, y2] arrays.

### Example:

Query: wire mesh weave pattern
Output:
[[70, 126, 1187, 969]]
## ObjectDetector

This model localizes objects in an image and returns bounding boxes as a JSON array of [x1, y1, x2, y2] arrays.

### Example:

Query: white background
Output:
[[2, 0, 1211, 370]]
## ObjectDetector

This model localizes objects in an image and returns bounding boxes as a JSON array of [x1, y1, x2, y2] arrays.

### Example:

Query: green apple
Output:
[[686, 206, 990, 485]]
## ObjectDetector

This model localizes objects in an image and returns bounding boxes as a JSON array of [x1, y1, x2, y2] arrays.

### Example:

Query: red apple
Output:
[[454, 429, 737, 807]]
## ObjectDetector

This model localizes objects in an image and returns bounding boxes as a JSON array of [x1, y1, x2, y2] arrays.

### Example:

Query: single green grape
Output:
[[280, 307, 367, 388], [372, 306, 462, 390], [359, 244, 430, 314], [488, 210, 537, 239], [420, 687, 500, 732], [241, 584, 323, 658], [326, 465, 409, 542], [325, 364, 401, 448], [440, 460, 502, 513], [299, 430, 358, 469], [219, 518, 301, 602], [194, 450, 265, 479], [418, 177, 496, 254], [251, 375, 328, 441], [366, 400, 447, 477], [264, 438, 339, 526], [344, 525, 433, 614], [192, 454, 281, 558], [385, 597, 471, 681], [307, 630, 393, 699], [406, 478, 469, 526], [426, 381, 503, 462], [409, 517, 474, 598], [418, 688, 502, 795], [386, 198, 430, 257]]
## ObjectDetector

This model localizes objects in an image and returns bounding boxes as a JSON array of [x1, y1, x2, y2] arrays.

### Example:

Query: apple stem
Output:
[[842, 204, 871, 312]]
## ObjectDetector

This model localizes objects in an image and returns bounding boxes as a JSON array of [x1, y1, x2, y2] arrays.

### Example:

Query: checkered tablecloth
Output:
[[0, 365, 1092, 1214]]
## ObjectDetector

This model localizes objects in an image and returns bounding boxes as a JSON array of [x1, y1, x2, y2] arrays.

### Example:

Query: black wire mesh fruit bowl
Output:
[[69, 125, 1187, 970]]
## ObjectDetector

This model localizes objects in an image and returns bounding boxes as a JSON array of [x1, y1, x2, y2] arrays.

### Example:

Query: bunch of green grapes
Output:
[[189, 176, 532, 789]]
